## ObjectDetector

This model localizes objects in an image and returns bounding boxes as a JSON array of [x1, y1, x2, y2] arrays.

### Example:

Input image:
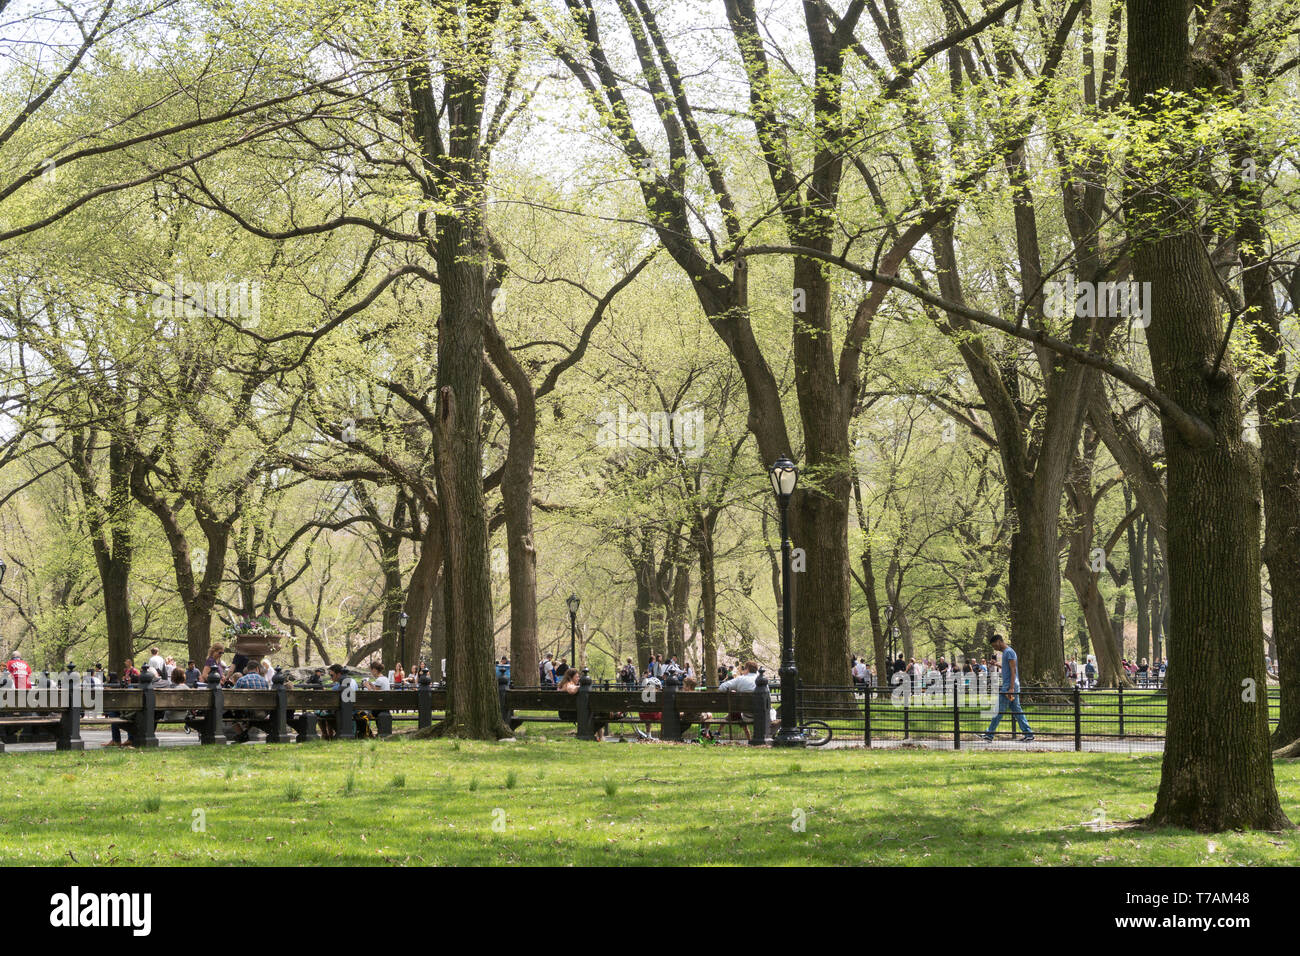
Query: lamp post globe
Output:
[[768, 456, 805, 747]]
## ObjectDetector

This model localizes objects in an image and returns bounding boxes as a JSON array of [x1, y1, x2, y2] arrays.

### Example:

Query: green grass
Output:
[[1, 740, 1296, 865]]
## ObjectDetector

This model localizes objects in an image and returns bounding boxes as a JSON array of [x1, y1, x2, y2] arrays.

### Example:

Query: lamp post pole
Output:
[[399, 611, 409, 669], [1059, 613, 1066, 666], [885, 604, 894, 661], [770, 457, 806, 748], [567, 594, 580, 668]]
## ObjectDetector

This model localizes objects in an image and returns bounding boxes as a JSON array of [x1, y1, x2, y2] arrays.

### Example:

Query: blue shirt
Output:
[[1000, 647, 1019, 692], [235, 672, 270, 688]]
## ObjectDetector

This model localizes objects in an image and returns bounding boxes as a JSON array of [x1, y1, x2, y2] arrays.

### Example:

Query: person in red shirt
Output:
[[6, 652, 31, 689]]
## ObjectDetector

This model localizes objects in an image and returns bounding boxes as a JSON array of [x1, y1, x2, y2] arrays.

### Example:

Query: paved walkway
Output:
[[4, 727, 257, 752], [841, 736, 1165, 753]]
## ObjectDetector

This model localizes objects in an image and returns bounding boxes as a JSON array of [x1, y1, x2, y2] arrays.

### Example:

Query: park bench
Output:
[[0, 671, 447, 751], [0, 668, 785, 751], [0, 715, 64, 746], [496, 673, 774, 744], [0, 690, 90, 750]]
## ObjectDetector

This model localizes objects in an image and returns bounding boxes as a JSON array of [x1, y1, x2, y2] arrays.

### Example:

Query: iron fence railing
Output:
[[787, 681, 1279, 751]]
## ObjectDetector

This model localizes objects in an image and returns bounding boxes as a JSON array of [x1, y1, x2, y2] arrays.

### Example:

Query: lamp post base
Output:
[[774, 663, 805, 747]]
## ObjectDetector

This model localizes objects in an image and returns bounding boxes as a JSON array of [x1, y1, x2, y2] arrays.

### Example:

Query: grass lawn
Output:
[[2, 738, 1297, 866]]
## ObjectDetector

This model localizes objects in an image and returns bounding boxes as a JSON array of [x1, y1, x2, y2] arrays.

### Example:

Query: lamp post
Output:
[[399, 611, 409, 668], [884, 603, 894, 660], [1059, 612, 1066, 664], [769, 456, 805, 747], [566, 594, 580, 667]]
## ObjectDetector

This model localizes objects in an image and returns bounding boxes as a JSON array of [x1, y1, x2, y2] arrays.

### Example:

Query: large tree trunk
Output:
[[632, 532, 654, 669], [1127, 0, 1289, 831], [1148, 522, 1166, 661], [483, 313, 542, 687], [402, 516, 443, 670], [429, 247, 508, 738], [498, 435, 540, 685], [380, 550, 403, 672], [397, 0, 507, 739], [1064, 548, 1126, 687], [75, 433, 136, 672], [1110, 585, 1128, 659], [1062, 439, 1128, 686], [695, 510, 719, 686], [1233, 137, 1300, 746], [1130, 513, 1150, 664], [787, 249, 854, 690], [852, 475, 890, 685], [102, 550, 134, 675], [427, 567, 447, 679], [668, 555, 691, 662], [1005, 496, 1067, 686]]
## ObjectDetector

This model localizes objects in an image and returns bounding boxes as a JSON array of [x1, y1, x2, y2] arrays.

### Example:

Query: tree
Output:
[[1126, 0, 1289, 830]]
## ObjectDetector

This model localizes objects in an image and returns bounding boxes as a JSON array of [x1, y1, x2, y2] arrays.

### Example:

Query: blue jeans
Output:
[[109, 712, 137, 745], [985, 691, 1032, 736]]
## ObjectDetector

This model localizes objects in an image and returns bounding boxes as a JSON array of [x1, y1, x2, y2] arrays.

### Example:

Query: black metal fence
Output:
[[789, 680, 1280, 751]]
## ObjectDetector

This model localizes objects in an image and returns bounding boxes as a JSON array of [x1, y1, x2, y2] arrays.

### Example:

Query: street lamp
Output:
[[1059, 612, 1066, 663], [884, 603, 894, 659], [566, 594, 580, 666], [399, 611, 409, 667], [769, 456, 805, 747]]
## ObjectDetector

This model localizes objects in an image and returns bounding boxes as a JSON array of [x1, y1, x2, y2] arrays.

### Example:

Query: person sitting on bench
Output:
[[230, 664, 270, 743], [557, 668, 611, 741], [677, 676, 703, 739], [318, 664, 358, 739], [158, 667, 191, 725], [359, 662, 391, 735], [104, 671, 139, 748], [717, 661, 760, 740]]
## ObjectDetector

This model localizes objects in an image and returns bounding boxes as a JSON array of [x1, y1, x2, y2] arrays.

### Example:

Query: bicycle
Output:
[[777, 716, 833, 747]]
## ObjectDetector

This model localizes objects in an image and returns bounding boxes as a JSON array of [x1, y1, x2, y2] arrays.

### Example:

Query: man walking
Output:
[[979, 633, 1034, 742]]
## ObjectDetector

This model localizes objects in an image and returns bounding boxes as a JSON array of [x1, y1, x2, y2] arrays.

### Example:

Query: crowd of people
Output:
[[0, 642, 436, 747], [845, 653, 1004, 690], [0, 639, 1194, 701], [1066, 656, 1168, 687], [847, 651, 1173, 690], [541, 657, 763, 741]]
